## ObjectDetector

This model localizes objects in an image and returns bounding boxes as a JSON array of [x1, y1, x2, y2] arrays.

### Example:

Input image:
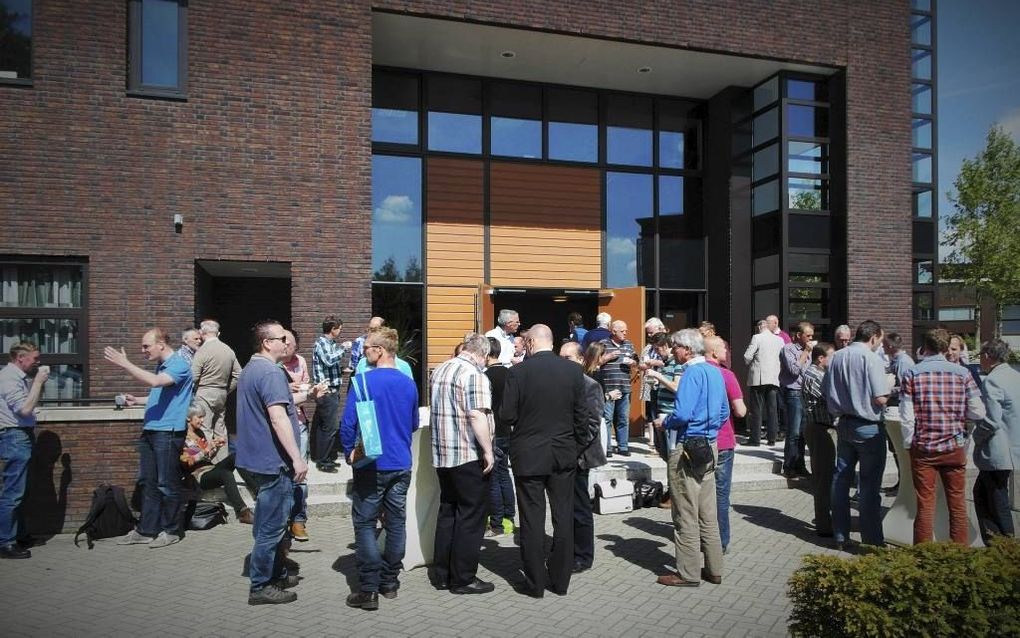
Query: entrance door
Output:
[[599, 286, 647, 435], [487, 288, 598, 344]]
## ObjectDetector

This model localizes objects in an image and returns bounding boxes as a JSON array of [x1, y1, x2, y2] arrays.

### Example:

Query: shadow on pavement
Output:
[[731, 503, 834, 550], [332, 553, 360, 591], [597, 532, 671, 575], [478, 537, 524, 585]]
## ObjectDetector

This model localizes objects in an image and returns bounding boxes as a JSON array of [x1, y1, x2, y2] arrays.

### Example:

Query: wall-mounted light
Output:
[[500, 50, 516, 59], [173, 214, 183, 234], [637, 66, 652, 74]]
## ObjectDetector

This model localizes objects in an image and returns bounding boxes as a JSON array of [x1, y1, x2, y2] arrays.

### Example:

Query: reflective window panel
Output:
[[371, 155, 423, 282], [605, 172, 653, 288]]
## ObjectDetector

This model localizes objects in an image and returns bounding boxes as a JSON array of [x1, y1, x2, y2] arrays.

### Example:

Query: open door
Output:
[[476, 283, 494, 334], [599, 286, 646, 435]]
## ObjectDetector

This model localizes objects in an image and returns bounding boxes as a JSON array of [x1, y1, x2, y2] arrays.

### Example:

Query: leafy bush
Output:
[[788, 538, 1020, 638]]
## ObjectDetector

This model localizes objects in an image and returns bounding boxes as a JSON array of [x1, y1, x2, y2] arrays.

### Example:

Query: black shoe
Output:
[[606, 450, 614, 458], [379, 585, 398, 600], [512, 580, 543, 598], [795, 467, 811, 478], [0, 543, 30, 559], [571, 562, 591, 574], [346, 591, 379, 610], [316, 462, 338, 473], [816, 531, 834, 538], [618, 449, 631, 457], [270, 574, 301, 590], [450, 577, 495, 595], [767, 439, 776, 446]]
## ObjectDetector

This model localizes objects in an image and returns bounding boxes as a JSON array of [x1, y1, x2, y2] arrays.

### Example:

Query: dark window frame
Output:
[[0, 0, 33, 86], [0, 255, 89, 399], [127, 0, 188, 100]]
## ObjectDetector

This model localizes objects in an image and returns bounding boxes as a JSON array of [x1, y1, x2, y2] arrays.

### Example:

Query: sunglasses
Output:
[[265, 335, 289, 344]]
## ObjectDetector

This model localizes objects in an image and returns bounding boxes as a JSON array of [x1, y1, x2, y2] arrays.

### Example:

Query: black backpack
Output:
[[74, 484, 137, 549], [633, 480, 664, 509], [185, 501, 228, 531]]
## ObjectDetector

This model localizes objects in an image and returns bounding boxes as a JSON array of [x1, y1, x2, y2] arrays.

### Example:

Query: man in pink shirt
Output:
[[766, 315, 792, 345], [705, 336, 747, 554]]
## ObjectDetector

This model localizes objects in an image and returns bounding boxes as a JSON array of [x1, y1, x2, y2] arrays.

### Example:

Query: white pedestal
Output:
[[882, 412, 982, 547], [378, 420, 440, 570]]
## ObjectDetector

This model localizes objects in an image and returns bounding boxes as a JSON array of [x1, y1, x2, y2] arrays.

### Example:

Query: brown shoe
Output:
[[237, 508, 254, 525], [657, 573, 700, 587], [658, 498, 673, 509], [700, 569, 722, 585], [290, 522, 309, 542]]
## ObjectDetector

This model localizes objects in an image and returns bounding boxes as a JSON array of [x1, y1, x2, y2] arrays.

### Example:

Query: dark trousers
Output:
[[433, 462, 490, 588], [748, 385, 779, 444], [488, 436, 516, 529], [197, 454, 247, 515], [973, 470, 1015, 545], [311, 392, 340, 464], [516, 467, 575, 595], [573, 468, 594, 569], [137, 430, 185, 537]]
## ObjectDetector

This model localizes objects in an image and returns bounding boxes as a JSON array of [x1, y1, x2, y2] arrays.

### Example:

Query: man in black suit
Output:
[[501, 324, 589, 597]]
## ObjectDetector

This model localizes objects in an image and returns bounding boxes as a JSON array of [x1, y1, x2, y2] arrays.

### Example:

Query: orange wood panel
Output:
[[426, 157, 484, 286], [426, 285, 477, 371], [489, 161, 601, 288], [599, 286, 648, 434]]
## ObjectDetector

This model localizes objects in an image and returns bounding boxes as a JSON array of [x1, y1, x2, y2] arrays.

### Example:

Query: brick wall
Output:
[[0, 0, 913, 392]]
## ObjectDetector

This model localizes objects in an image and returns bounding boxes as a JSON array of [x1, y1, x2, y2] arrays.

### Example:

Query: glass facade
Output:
[[912, 1, 938, 338], [0, 0, 31, 81], [371, 155, 422, 282], [128, 0, 186, 95]]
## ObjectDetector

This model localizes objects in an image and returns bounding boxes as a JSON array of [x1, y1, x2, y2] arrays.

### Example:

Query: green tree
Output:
[[943, 126, 1020, 336]]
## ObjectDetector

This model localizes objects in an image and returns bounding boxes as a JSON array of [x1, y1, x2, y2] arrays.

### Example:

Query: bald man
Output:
[[501, 325, 589, 597]]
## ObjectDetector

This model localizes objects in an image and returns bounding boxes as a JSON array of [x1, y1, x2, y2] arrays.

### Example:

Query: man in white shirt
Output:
[[485, 309, 520, 367]]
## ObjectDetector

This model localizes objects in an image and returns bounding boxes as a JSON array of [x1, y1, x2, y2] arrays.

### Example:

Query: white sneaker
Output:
[[116, 529, 152, 545], [148, 531, 181, 549]]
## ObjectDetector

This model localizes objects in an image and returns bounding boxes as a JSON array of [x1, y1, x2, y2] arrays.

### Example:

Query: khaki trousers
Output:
[[667, 442, 723, 581], [195, 387, 229, 464]]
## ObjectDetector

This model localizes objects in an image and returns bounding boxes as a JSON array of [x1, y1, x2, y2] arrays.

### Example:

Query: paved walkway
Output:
[[3, 486, 866, 638]]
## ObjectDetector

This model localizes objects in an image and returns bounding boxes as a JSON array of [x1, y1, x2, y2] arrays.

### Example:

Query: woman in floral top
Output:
[[181, 403, 252, 524]]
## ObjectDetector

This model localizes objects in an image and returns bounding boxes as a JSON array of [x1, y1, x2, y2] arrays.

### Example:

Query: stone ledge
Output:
[[37, 405, 145, 423]]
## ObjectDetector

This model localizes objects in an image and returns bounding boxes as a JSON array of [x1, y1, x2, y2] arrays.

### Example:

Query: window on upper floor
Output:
[[0, 0, 32, 83], [128, 0, 187, 98], [0, 258, 88, 400]]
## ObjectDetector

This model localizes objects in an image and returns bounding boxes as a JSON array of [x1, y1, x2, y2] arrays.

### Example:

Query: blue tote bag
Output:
[[350, 373, 384, 468]]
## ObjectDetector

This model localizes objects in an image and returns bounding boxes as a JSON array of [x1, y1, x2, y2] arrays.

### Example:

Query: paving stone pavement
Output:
[[2, 486, 882, 638]]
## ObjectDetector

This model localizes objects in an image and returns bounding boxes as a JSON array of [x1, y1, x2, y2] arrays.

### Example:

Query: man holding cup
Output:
[[0, 342, 50, 559], [600, 320, 636, 456]]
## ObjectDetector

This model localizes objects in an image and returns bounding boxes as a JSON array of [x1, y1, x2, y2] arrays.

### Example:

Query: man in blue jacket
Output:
[[341, 327, 419, 611], [654, 329, 729, 587]]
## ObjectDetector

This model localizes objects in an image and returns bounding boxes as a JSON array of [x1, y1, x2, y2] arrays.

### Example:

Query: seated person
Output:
[[181, 402, 253, 524]]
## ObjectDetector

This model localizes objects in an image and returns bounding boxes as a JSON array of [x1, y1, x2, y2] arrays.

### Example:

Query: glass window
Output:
[[789, 215, 831, 249], [753, 76, 779, 111], [753, 107, 779, 147], [658, 99, 700, 169], [787, 79, 827, 102], [912, 49, 932, 80], [790, 273, 828, 284], [658, 175, 690, 216], [938, 307, 975, 322], [915, 259, 934, 284], [427, 76, 482, 154], [752, 179, 780, 216], [490, 82, 542, 158], [913, 292, 934, 320], [789, 287, 829, 321], [0, 0, 31, 81], [606, 94, 653, 166], [1, 260, 87, 399], [788, 253, 830, 273], [753, 143, 779, 182], [913, 152, 933, 183], [913, 118, 932, 149], [753, 254, 780, 286], [372, 155, 422, 282], [372, 283, 424, 398], [659, 236, 705, 289], [372, 71, 419, 145], [788, 141, 828, 175], [788, 178, 827, 211], [752, 215, 781, 254], [1002, 305, 1020, 321], [913, 220, 936, 253], [912, 0, 931, 11], [605, 172, 653, 287], [912, 83, 932, 115], [914, 189, 933, 217], [548, 88, 598, 163], [129, 0, 187, 95], [658, 292, 701, 331], [912, 14, 932, 46], [787, 105, 828, 138], [753, 287, 780, 320]]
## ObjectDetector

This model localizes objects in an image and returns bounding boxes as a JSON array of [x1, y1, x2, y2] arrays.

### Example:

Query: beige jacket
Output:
[[191, 337, 241, 398]]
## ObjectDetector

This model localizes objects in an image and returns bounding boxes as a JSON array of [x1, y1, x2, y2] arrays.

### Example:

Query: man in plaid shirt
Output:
[[429, 333, 495, 595], [310, 315, 351, 472], [900, 328, 985, 545]]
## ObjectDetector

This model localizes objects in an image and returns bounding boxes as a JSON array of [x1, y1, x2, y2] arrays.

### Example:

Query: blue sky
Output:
[[938, 0, 1020, 257]]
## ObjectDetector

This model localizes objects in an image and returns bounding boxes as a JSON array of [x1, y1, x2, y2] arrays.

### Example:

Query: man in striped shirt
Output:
[[429, 333, 495, 595], [900, 328, 985, 545]]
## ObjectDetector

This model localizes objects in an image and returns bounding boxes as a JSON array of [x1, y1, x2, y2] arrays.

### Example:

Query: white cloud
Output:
[[996, 107, 1020, 142], [374, 195, 414, 224], [607, 237, 635, 256], [626, 259, 637, 275]]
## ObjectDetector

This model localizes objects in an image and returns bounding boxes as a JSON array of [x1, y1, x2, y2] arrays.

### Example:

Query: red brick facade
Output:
[[1, 0, 913, 400]]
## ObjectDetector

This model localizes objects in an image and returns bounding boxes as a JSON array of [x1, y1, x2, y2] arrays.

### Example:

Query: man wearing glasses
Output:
[[235, 321, 308, 605]]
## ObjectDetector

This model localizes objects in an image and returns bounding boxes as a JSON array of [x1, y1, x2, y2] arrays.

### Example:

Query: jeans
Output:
[[351, 468, 411, 593], [137, 430, 185, 537], [973, 469, 1015, 545], [312, 392, 340, 464], [831, 419, 886, 546], [910, 446, 968, 545], [291, 424, 309, 523], [602, 391, 630, 452], [488, 436, 515, 529], [0, 428, 32, 545], [748, 385, 778, 444], [248, 470, 294, 592], [781, 388, 806, 472], [715, 448, 734, 551]]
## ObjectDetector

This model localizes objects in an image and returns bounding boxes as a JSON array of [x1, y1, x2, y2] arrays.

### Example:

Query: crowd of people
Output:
[[0, 308, 1017, 608]]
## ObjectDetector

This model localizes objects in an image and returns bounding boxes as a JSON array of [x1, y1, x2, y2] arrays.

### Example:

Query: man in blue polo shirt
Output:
[[104, 328, 193, 549], [235, 320, 308, 606], [655, 329, 729, 587], [341, 327, 419, 610]]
